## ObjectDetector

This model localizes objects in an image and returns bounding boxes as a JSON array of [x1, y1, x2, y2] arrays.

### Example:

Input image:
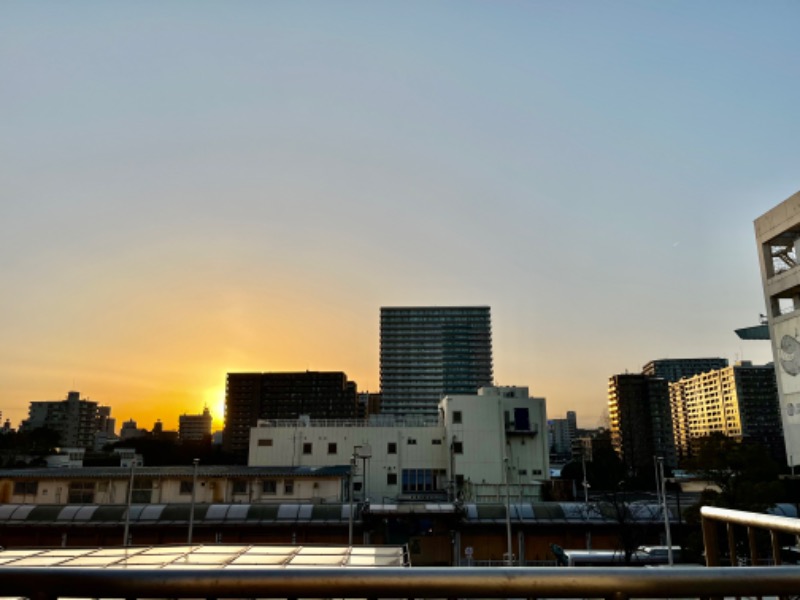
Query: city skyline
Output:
[[2, 2, 789, 431]]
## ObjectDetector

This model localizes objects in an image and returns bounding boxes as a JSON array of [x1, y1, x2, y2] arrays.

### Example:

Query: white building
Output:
[[248, 386, 549, 503], [756, 190, 800, 466]]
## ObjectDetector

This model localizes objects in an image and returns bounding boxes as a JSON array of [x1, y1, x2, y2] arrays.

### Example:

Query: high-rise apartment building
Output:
[[642, 358, 729, 382], [223, 371, 358, 457], [20, 391, 107, 449], [670, 362, 783, 463], [380, 306, 493, 416], [608, 375, 676, 475], [756, 190, 800, 466]]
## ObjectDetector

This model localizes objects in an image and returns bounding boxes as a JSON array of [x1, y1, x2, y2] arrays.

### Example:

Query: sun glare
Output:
[[203, 387, 226, 430]]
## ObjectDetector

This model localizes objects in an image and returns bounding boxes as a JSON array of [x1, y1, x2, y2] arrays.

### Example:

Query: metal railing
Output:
[[701, 505, 800, 567], [3, 565, 800, 599]]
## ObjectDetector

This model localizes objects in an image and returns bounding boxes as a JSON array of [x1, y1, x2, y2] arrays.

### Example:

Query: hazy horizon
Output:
[[1, 1, 790, 432]]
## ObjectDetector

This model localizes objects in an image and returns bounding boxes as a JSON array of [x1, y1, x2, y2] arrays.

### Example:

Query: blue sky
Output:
[[1, 1, 796, 429]]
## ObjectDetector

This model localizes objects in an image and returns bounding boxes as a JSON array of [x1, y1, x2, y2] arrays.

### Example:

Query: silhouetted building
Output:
[[20, 391, 108, 449], [608, 375, 676, 476], [380, 306, 493, 417], [179, 407, 213, 443], [223, 371, 357, 457]]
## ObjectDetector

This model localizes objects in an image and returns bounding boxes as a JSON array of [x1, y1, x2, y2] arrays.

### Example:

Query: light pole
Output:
[[657, 457, 674, 565], [122, 458, 135, 546], [187, 458, 199, 544], [504, 456, 513, 566], [347, 452, 357, 545]]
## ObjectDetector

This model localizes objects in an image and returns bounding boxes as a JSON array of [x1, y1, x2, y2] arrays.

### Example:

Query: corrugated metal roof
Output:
[[0, 544, 410, 569], [0, 465, 351, 480]]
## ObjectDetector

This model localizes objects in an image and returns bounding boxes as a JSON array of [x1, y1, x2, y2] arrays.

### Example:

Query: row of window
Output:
[[258, 438, 464, 454]]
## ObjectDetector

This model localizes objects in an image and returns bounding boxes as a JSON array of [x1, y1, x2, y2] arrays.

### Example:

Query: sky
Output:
[[2, 1, 797, 432]]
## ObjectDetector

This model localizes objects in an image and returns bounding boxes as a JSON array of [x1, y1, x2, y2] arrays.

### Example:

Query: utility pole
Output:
[[122, 459, 135, 546], [504, 456, 513, 566], [187, 458, 199, 544], [658, 457, 673, 565]]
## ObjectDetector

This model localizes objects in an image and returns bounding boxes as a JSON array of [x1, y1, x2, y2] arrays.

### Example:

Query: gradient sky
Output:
[[2, 1, 797, 432]]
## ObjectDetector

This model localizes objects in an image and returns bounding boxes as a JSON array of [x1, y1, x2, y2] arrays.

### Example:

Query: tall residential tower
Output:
[[380, 306, 493, 417]]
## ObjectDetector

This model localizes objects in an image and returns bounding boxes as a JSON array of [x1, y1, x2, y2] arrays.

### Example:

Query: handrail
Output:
[[700, 505, 798, 566], [3, 566, 800, 600]]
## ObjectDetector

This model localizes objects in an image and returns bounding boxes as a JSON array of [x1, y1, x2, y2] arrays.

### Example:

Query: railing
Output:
[[3, 565, 800, 599], [701, 505, 800, 567]]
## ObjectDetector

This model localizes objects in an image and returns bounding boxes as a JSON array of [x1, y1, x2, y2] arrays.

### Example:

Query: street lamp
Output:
[[657, 457, 674, 565], [503, 456, 513, 566], [122, 458, 135, 546], [348, 452, 356, 545], [187, 458, 199, 544]]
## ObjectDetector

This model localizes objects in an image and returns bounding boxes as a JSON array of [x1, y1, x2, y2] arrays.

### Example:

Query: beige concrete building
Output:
[[756, 190, 800, 465], [249, 386, 550, 503]]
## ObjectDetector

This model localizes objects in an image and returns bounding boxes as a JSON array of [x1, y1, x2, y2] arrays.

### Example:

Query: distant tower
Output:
[[380, 306, 493, 417]]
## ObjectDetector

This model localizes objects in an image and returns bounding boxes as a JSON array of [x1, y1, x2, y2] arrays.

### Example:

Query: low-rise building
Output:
[[248, 386, 550, 503]]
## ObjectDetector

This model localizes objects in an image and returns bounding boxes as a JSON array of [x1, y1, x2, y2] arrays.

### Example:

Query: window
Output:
[[407, 438, 417, 445], [68, 482, 95, 503], [432, 439, 442, 445], [455, 474, 465, 488], [328, 442, 337, 455], [353, 482, 363, 492], [132, 479, 153, 503], [401, 468, 445, 493], [303, 442, 312, 454], [232, 480, 247, 494], [284, 479, 294, 495], [518, 469, 527, 476], [532, 469, 542, 475], [453, 411, 462, 424], [387, 473, 397, 485], [387, 442, 397, 454], [13, 481, 37, 496], [453, 441, 463, 454], [179, 481, 194, 495], [262, 480, 277, 495], [258, 439, 273, 447]]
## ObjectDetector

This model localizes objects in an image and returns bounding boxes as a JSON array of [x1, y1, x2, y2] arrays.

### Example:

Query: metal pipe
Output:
[[657, 457, 672, 565], [3, 566, 800, 599], [701, 506, 800, 535]]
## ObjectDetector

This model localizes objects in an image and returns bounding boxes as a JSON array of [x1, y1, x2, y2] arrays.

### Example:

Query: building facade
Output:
[[380, 306, 493, 417], [756, 190, 800, 466], [669, 362, 783, 463], [608, 375, 676, 475], [249, 386, 549, 503], [224, 371, 358, 457], [642, 358, 729, 382]]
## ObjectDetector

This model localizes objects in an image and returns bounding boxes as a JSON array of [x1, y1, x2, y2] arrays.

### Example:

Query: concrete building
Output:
[[608, 375, 676, 475], [548, 411, 577, 459], [20, 391, 108, 449], [756, 190, 800, 466], [669, 362, 783, 463], [224, 371, 358, 458], [179, 407, 213, 443], [249, 386, 549, 503], [642, 358, 729, 382], [379, 306, 493, 417]]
